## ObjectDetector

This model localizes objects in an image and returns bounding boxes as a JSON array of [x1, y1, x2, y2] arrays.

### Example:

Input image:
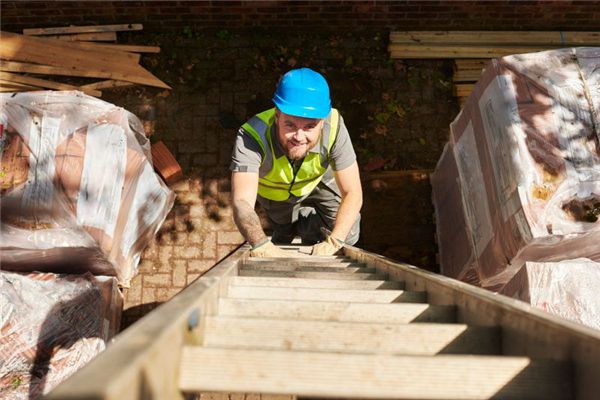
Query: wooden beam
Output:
[[0, 61, 129, 80], [0, 71, 102, 97], [179, 347, 571, 398], [390, 31, 600, 45], [453, 69, 484, 82], [89, 44, 161, 53], [49, 32, 118, 42], [79, 80, 136, 91], [389, 44, 557, 59], [0, 32, 170, 89], [453, 83, 474, 97], [23, 24, 143, 36], [0, 79, 42, 91], [1, 31, 139, 65]]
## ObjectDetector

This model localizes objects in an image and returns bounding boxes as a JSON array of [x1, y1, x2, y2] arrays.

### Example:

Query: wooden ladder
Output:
[[47, 245, 600, 400]]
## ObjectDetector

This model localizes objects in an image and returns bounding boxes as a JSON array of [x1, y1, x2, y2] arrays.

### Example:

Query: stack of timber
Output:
[[0, 24, 169, 97], [45, 245, 600, 399], [388, 31, 600, 105]]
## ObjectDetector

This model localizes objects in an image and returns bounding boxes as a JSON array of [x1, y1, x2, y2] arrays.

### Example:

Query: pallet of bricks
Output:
[[430, 46, 600, 331], [0, 83, 175, 396], [388, 30, 600, 106]]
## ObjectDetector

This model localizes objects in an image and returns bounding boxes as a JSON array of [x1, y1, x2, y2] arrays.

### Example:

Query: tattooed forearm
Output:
[[232, 198, 267, 246]]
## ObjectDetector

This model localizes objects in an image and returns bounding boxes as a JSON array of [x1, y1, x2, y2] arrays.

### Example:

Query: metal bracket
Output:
[[187, 308, 200, 332]]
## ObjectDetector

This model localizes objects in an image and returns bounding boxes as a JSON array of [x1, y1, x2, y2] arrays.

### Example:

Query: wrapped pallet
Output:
[[432, 47, 600, 289], [0, 271, 123, 399], [500, 259, 600, 330], [0, 91, 175, 286]]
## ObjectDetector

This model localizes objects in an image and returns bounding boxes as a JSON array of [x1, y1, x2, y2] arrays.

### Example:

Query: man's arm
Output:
[[231, 171, 267, 246], [330, 160, 363, 241]]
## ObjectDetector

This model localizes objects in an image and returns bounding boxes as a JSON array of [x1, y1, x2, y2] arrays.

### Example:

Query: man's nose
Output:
[[293, 129, 306, 140]]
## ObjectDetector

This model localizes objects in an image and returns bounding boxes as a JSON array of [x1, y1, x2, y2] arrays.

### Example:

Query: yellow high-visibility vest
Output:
[[241, 108, 340, 201]]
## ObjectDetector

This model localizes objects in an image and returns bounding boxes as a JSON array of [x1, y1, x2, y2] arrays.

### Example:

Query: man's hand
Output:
[[250, 239, 293, 258], [311, 235, 344, 256]]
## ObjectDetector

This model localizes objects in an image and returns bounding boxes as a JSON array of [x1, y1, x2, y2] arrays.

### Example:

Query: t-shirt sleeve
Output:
[[329, 114, 357, 171], [229, 127, 264, 173]]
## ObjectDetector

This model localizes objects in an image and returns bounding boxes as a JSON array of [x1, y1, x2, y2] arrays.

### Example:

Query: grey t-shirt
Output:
[[230, 112, 356, 175]]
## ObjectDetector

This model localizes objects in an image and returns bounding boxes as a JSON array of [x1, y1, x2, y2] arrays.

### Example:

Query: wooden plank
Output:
[[0, 71, 102, 97], [0, 32, 170, 89], [204, 316, 501, 355], [453, 69, 484, 82], [1, 61, 95, 77], [179, 347, 572, 399], [240, 264, 375, 273], [226, 286, 426, 303], [2, 31, 139, 65], [390, 30, 600, 45], [88, 43, 161, 53], [23, 23, 143, 36], [218, 298, 455, 323], [0, 79, 43, 91], [243, 259, 365, 268], [79, 80, 135, 91], [453, 83, 474, 97], [49, 32, 117, 42], [249, 256, 352, 263], [229, 276, 403, 290], [239, 270, 387, 280], [389, 44, 556, 59]]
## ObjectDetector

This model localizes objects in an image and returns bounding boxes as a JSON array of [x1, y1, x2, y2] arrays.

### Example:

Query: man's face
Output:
[[275, 110, 324, 160]]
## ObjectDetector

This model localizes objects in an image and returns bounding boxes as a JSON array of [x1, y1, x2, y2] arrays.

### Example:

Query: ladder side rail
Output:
[[45, 245, 247, 400], [343, 245, 600, 400]]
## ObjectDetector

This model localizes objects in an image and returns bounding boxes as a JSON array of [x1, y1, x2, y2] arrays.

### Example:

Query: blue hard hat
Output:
[[273, 68, 332, 119]]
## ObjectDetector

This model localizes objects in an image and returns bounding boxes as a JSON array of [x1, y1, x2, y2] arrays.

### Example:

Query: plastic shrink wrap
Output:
[[0, 91, 175, 286], [500, 259, 600, 330], [431, 47, 600, 290], [0, 271, 123, 400]]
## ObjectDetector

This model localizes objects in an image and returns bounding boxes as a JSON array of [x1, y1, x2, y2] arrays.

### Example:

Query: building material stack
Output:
[[0, 24, 170, 97], [0, 90, 175, 397], [431, 47, 600, 330], [388, 31, 600, 105]]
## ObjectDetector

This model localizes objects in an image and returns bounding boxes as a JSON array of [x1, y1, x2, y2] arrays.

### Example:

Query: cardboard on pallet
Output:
[[0, 271, 122, 399], [432, 47, 600, 289], [0, 91, 175, 286]]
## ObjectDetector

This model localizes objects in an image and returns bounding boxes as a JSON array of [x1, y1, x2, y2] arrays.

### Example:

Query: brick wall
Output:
[[2, 1, 600, 32]]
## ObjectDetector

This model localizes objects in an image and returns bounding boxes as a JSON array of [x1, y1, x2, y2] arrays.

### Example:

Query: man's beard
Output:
[[286, 146, 309, 161]]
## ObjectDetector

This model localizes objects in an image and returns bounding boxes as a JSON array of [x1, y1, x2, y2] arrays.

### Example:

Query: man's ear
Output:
[[274, 108, 280, 123]]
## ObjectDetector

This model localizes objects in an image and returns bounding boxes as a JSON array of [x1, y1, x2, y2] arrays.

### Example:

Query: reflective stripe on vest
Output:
[[241, 108, 340, 201]]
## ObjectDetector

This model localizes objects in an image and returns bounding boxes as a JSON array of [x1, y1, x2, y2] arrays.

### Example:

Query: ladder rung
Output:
[[238, 270, 388, 280], [218, 298, 456, 323], [179, 347, 572, 399], [248, 256, 351, 263], [226, 286, 426, 303], [243, 260, 366, 268], [240, 265, 374, 273], [229, 276, 403, 290], [204, 316, 501, 355]]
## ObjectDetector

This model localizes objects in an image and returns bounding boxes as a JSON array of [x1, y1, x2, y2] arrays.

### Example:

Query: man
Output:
[[230, 67, 362, 257]]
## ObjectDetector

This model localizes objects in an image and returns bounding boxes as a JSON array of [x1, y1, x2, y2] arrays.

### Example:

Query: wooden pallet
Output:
[[47, 245, 600, 399]]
